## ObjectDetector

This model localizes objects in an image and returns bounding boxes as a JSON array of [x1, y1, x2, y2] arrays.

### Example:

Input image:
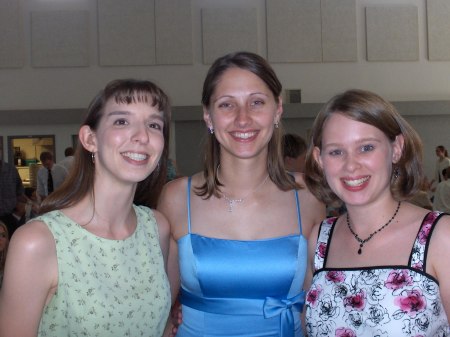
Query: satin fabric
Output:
[[176, 178, 307, 337]]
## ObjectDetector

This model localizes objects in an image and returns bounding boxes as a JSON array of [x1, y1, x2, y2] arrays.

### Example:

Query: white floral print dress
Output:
[[305, 212, 449, 337], [37, 205, 170, 337]]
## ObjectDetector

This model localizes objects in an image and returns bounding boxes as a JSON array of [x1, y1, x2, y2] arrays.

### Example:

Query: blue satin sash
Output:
[[181, 288, 305, 337]]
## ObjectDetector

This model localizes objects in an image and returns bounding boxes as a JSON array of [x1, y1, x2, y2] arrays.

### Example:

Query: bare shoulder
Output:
[[430, 212, 450, 247], [9, 220, 56, 257], [158, 176, 189, 209], [152, 209, 170, 237], [291, 172, 327, 238]]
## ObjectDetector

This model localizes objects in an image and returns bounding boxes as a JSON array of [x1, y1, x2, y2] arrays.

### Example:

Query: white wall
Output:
[[1, 0, 450, 109], [1, 0, 449, 178]]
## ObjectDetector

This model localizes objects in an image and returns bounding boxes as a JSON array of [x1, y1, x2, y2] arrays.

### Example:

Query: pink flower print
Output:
[[418, 222, 432, 245], [394, 289, 426, 317], [412, 262, 423, 270], [326, 271, 345, 283], [306, 285, 322, 307], [335, 327, 357, 337], [318, 242, 327, 259], [343, 290, 366, 311], [385, 270, 413, 290]]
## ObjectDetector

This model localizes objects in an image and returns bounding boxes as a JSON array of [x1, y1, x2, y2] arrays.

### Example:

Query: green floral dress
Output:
[[37, 205, 171, 337]]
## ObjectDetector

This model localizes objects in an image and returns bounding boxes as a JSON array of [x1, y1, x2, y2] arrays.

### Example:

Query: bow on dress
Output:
[[263, 292, 305, 337]]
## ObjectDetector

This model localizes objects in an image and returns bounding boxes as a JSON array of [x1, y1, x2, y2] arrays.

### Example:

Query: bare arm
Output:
[[158, 179, 186, 336], [154, 209, 170, 271], [301, 221, 321, 334], [295, 172, 326, 239], [429, 214, 450, 318], [0, 221, 58, 337]]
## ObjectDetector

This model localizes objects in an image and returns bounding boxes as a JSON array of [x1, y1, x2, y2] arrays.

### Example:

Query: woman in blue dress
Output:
[[158, 51, 326, 336]]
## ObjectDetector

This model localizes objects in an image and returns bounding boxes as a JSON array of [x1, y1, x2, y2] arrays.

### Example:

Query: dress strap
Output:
[[313, 217, 337, 272], [408, 211, 445, 272], [180, 288, 304, 337], [294, 189, 302, 236], [187, 177, 192, 234]]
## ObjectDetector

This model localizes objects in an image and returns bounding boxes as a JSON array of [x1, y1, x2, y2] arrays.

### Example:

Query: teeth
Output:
[[344, 177, 369, 187], [122, 152, 148, 161], [233, 132, 256, 139]]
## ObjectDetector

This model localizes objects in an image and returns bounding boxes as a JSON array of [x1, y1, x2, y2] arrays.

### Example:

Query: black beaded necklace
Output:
[[346, 201, 401, 255]]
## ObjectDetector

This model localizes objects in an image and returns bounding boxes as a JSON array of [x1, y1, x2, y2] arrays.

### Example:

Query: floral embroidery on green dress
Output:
[[37, 205, 171, 337]]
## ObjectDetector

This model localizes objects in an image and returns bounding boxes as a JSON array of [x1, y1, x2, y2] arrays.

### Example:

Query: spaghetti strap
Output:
[[294, 189, 303, 236], [187, 177, 192, 234]]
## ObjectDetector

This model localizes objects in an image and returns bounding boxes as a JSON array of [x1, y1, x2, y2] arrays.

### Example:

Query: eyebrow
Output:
[[212, 92, 269, 103], [322, 137, 382, 147], [106, 110, 164, 122]]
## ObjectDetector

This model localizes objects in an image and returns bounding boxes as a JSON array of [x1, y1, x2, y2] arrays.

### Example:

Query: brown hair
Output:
[[197, 51, 299, 198], [0, 221, 9, 274], [282, 133, 307, 158], [436, 145, 449, 157], [40, 79, 171, 212], [305, 89, 424, 204]]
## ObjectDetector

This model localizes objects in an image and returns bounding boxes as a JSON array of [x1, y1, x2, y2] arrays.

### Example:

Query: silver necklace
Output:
[[220, 172, 269, 212], [346, 201, 401, 255]]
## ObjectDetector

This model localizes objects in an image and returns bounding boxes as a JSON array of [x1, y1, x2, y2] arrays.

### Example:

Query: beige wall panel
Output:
[[156, 0, 193, 65], [266, 0, 322, 63], [31, 11, 89, 68], [98, 0, 155, 66], [201, 8, 258, 64], [321, 0, 357, 62], [427, 0, 450, 61], [0, 0, 24, 68], [366, 6, 419, 61]]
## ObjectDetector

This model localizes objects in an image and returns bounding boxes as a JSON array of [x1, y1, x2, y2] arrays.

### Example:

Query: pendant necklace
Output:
[[219, 168, 269, 212], [346, 201, 401, 255]]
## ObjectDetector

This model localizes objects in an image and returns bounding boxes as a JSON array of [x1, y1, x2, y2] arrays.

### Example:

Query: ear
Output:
[[203, 106, 213, 129], [78, 125, 98, 153], [313, 146, 323, 169], [274, 96, 283, 124], [392, 134, 404, 164]]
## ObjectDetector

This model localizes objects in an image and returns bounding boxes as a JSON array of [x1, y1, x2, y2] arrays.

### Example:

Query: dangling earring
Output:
[[91, 152, 95, 164], [274, 121, 279, 129], [209, 127, 214, 134], [393, 167, 400, 179]]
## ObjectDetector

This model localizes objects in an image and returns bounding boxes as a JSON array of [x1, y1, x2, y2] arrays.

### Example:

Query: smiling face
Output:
[[314, 113, 403, 207], [203, 67, 282, 160], [81, 97, 165, 185]]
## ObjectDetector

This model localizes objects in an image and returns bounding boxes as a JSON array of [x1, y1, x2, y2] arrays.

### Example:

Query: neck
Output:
[[218, 163, 268, 193], [346, 199, 401, 234]]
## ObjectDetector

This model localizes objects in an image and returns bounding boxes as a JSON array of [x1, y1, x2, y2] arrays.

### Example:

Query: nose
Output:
[[132, 123, 150, 144], [235, 105, 251, 127], [344, 152, 361, 172]]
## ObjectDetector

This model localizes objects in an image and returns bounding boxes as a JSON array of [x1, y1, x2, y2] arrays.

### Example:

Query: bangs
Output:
[[113, 91, 161, 109]]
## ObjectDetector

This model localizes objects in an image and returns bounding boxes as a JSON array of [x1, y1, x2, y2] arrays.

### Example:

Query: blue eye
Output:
[[361, 144, 374, 152], [329, 149, 343, 156]]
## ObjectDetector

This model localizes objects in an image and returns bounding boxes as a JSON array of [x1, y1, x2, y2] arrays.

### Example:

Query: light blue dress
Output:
[[176, 177, 307, 337]]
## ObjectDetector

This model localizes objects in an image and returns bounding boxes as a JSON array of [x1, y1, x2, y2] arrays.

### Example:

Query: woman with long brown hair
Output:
[[0, 79, 173, 337]]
